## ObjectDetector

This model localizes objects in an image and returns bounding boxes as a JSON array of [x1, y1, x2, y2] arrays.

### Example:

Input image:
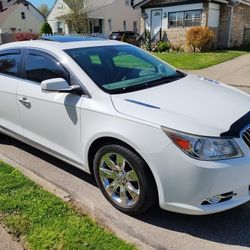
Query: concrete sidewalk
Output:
[[0, 225, 23, 250], [191, 53, 250, 89]]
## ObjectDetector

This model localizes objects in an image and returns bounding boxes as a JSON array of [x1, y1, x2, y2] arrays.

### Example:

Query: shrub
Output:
[[186, 27, 214, 52], [156, 41, 171, 52], [40, 21, 53, 35], [15, 32, 39, 41], [170, 42, 184, 53]]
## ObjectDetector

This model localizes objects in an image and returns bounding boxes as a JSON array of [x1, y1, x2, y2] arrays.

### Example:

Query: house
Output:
[[47, 0, 141, 35], [0, 0, 45, 34], [134, 0, 250, 48]]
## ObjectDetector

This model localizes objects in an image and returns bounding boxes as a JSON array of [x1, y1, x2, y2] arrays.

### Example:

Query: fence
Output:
[[0, 33, 15, 44]]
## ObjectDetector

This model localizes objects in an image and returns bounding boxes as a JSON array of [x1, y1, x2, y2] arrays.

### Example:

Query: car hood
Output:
[[111, 75, 250, 137]]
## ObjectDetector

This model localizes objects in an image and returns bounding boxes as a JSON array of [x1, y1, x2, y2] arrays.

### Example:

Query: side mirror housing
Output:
[[41, 78, 83, 95]]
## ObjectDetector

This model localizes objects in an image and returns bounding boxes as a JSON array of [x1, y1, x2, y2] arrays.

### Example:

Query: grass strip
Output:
[[153, 50, 247, 70], [0, 161, 135, 250]]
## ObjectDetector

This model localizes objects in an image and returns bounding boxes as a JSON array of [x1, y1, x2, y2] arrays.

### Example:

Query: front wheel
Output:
[[93, 144, 157, 215]]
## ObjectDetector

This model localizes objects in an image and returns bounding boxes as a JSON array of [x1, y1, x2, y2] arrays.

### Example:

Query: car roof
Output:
[[40, 35, 105, 43], [0, 39, 126, 51]]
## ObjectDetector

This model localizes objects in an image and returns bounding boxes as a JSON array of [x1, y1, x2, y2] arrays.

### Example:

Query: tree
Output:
[[40, 22, 53, 35], [38, 4, 50, 18], [58, 0, 87, 34]]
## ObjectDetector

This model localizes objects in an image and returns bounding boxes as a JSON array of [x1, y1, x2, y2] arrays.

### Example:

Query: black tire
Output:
[[93, 144, 157, 215]]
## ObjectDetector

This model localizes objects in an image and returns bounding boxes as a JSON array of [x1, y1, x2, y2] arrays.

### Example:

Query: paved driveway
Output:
[[0, 225, 23, 250], [191, 53, 250, 93]]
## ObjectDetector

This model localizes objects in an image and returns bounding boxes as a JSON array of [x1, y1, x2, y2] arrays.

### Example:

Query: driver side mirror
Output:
[[41, 78, 83, 95]]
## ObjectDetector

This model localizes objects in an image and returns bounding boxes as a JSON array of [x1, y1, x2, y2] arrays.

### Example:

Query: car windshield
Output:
[[65, 45, 185, 94]]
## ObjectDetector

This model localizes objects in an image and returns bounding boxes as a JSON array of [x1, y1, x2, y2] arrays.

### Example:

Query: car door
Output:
[[17, 49, 84, 166], [0, 49, 23, 136]]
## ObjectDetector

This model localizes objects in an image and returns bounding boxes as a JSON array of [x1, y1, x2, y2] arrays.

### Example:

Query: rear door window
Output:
[[0, 51, 21, 77]]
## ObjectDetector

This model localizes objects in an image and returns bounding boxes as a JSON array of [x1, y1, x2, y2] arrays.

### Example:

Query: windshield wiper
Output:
[[111, 74, 185, 94]]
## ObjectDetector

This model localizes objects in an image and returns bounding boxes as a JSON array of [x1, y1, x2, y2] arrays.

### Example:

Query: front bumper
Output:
[[145, 138, 250, 215]]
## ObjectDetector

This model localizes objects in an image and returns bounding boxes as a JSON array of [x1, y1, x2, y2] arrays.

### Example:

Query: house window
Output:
[[21, 12, 25, 19], [169, 10, 202, 28], [169, 12, 184, 28], [185, 10, 202, 27], [123, 20, 127, 31], [130, 0, 134, 6]]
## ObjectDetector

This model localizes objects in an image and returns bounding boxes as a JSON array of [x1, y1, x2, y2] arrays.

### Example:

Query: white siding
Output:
[[48, 0, 141, 35], [87, 0, 141, 34], [1, 4, 43, 33], [208, 3, 220, 28], [144, 3, 203, 30], [47, 0, 71, 34]]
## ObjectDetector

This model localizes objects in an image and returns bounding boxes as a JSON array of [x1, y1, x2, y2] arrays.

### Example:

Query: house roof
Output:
[[0, 4, 18, 24]]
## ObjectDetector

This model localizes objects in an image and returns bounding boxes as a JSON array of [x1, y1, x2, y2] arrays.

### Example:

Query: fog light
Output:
[[205, 195, 222, 204]]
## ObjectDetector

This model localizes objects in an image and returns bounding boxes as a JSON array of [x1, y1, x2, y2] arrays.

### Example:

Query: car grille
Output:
[[242, 127, 250, 148]]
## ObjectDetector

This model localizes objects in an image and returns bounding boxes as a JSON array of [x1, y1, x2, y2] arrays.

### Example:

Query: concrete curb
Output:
[[0, 152, 154, 250]]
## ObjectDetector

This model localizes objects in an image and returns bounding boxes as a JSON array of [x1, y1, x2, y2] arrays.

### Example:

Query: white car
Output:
[[0, 37, 250, 216]]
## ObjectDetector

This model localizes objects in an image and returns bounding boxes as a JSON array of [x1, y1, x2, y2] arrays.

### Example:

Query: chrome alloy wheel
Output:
[[98, 152, 140, 208]]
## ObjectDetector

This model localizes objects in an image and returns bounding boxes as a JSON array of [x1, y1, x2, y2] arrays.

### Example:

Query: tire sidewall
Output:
[[93, 144, 151, 215]]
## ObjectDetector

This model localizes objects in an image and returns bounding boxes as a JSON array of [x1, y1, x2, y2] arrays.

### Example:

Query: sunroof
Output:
[[40, 35, 105, 42]]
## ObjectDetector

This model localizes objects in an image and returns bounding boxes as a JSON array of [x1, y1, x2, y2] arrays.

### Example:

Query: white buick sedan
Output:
[[0, 37, 250, 215]]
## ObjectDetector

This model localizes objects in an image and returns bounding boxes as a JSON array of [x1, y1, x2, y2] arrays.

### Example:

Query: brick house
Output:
[[134, 0, 250, 48]]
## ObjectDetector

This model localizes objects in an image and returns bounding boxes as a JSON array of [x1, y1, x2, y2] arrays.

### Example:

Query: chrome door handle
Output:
[[19, 97, 31, 108]]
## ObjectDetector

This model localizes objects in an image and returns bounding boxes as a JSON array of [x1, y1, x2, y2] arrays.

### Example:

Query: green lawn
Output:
[[0, 162, 135, 250], [153, 50, 247, 70]]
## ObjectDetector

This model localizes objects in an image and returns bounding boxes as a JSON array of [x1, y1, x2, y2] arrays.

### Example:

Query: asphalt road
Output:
[[1, 87, 250, 250]]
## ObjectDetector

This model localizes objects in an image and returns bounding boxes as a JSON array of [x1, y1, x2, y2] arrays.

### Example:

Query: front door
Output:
[[151, 9, 162, 38], [17, 49, 83, 165]]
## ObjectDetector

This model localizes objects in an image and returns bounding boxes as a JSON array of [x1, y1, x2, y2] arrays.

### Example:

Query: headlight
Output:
[[162, 127, 243, 161]]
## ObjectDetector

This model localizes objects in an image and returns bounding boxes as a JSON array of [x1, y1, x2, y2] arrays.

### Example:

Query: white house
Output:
[[47, 0, 71, 34], [1, 0, 45, 24], [0, 1, 44, 34], [47, 0, 141, 35]]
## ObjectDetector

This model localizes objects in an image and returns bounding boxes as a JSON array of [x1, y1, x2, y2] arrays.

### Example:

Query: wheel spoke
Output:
[[99, 167, 115, 180], [126, 182, 139, 201], [116, 154, 126, 171], [105, 180, 119, 195], [104, 155, 120, 171], [125, 170, 138, 182], [119, 185, 128, 206]]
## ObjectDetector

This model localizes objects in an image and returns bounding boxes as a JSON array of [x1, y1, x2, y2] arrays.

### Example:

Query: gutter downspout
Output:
[[228, 5, 234, 48]]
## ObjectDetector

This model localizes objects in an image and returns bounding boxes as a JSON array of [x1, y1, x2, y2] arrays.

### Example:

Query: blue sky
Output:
[[29, 0, 55, 9]]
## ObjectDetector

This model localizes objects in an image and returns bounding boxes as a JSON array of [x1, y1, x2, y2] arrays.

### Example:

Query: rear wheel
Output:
[[93, 144, 156, 215]]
